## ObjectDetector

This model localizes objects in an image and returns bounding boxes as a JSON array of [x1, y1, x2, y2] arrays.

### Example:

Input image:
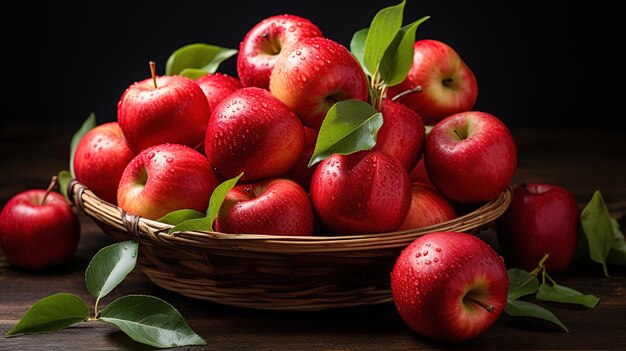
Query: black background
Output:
[[14, 0, 623, 129]]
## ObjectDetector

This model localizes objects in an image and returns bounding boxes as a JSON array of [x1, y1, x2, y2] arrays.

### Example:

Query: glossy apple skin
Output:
[[284, 127, 318, 190], [0, 190, 80, 270], [388, 40, 478, 125], [398, 184, 457, 230], [496, 183, 579, 272], [237, 14, 323, 90], [118, 75, 210, 153], [425, 111, 517, 204], [215, 178, 314, 235], [392, 231, 508, 343], [269, 37, 369, 129], [73, 122, 135, 204], [310, 151, 411, 234], [374, 99, 425, 171], [408, 157, 433, 187], [205, 87, 305, 182], [195, 73, 242, 112], [117, 144, 218, 220]]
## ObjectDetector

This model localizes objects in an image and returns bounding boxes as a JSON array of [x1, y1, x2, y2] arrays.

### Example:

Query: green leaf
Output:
[[580, 191, 614, 277], [378, 16, 429, 86], [157, 209, 205, 225], [168, 173, 243, 234], [507, 268, 539, 301], [85, 241, 138, 301], [607, 217, 626, 266], [165, 43, 237, 76], [363, 0, 405, 75], [99, 295, 205, 348], [70, 113, 97, 178], [350, 28, 371, 75], [5, 293, 89, 337], [536, 284, 600, 308], [505, 299, 569, 333], [178, 68, 211, 79], [308, 100, 383, 167], [58, 170, 72, 201]]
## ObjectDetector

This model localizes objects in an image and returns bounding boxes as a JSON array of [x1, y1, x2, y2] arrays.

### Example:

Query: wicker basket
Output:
[[68, 180, 511, 311]]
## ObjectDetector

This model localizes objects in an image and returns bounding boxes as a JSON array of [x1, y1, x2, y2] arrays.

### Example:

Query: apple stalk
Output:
[[41, 176, 59, 205]]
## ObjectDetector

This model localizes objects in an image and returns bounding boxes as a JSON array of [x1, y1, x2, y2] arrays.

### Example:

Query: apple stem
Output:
[[453, 129, 464, 140], [466, 296, 495, 313], [149, 61, 158, 88], [41, 176, 58, 205], [391, 85, 423, 102]]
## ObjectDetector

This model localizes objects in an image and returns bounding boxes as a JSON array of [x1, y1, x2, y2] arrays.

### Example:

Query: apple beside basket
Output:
[[67, 179, 511, 311]]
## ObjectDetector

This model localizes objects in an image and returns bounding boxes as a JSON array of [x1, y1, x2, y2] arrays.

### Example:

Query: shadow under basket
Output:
[[68, 180, 511, 311]]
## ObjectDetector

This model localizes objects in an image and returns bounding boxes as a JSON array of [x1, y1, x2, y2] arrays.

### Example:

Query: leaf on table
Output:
[[157, 209, 205, 225], [69, 113, 97, 178], [308, 100, 383, 167], [507, 268, 539, 301], [504, 299, 569, 333], [350, 28, 371, 75], [99, 295, 206, 348], [85, 240, 138, 300], [580, 190, 614, 277], [378, 16, 429, 86], [58, 170, 72, 202], [607, 217, 626, 266], [536, 283, 600, 308], [5, 293, 89, 337], [363, 0, 405, 75], [165, 43, 237, 77]]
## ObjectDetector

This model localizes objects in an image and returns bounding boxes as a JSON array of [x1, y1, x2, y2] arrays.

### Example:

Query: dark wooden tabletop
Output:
[[1, 125, 625, 350]]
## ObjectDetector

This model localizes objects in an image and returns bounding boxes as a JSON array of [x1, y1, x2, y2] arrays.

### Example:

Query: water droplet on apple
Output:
[[424, 260, 431, 265], [436, 247, 442, 252], [414, 252, 421, 258], [84, 153, 90, 159], [295, 50, 302, 55], [288, 26, 296, 32], [434, 257, 439, 263], [166, 157, 173, 163], [148, 152, 155, 159], [423, 250, 428, 256]]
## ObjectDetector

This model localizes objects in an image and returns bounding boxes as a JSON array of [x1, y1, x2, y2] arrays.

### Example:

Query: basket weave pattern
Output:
[[68, 180, 511, 311]]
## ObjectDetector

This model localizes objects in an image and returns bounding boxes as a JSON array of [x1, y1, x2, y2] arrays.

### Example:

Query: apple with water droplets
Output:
[[205, 87, 305, 181], [117, 143, 219, 220], [398, 183, 457, 230], [391, 231, 508, 342], [237, 14, 323, 90], [195, 72, 242, 113]]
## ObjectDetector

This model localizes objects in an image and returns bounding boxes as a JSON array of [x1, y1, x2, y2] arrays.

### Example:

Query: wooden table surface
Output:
[[1, 125, 625, 350]]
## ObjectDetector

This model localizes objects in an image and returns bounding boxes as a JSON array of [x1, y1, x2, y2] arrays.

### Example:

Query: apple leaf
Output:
[[308, 100, 383, 167], [58, 170, 72, 202], [607, 217, 626, 266], [5, 293, 89, 337], [580, 191, 614, 277], [70, 113, 97, 178], [378, 16, 429, 87], [363, 0, 405, 76], [85, 240, 138, 302], [165, 43, 237, 77], [536, 283, 600, 308], [178, 68, 212, 79], [157, 209, 205, 225], [505, 299, 569, 333], [507, 268, 539, 301], [350, 28, 371, 76], [99, 295, 205, 348]]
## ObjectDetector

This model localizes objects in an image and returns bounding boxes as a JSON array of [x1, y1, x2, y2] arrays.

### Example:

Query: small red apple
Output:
[[237, 14, 323, 89], [392, 231, 508, 342], [284, 127, 318, 190], [425, 111, 517, 204], [0, 178, 80, 270], [117, 143, 219, 220], [310, 150, 411, 234], [269, 37, 369, 129], [204, 87, 305, 182], [374, 99, 425, 171], [388, 39, 478, 125], [195, 73, 242, 113], [398, 184, 457, 230], [408, 157, 433, 188], [73, 122, 135, 204], [118, 62, 210, 153], [496, 183, 579, 272], [215, 178, 314, 235]]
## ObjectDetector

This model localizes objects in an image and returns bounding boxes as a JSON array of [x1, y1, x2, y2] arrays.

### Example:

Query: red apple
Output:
[[205, 87, 305, 182], [269, 37, 369, 129], [73, 122, 135, 204], [392, 231, 508, 342], [215, 178, 314, 235], [496, 183, 579, 272], [388, 39, 478, 125], [398, 184, 457, 230], [310, 150, 411, 234], [195, 73, 242, 113], [425, 111, 517, 204], [408, 157, 433, 188], [237, 14, 323, 90], [0, 178, 80, 270], [374, 99, 425, 171], [284, 127, 318, 190], [117, 143, 218, 220], [118, 65, 210, 153]]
